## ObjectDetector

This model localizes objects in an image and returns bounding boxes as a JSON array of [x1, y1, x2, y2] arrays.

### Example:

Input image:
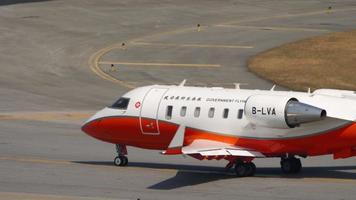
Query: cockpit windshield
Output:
[[111, 97, 130, 109]]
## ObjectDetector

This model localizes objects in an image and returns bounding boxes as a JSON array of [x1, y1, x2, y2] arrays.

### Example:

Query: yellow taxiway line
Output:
[[0, 192, 121, 200], [98, 61, 220, 68], [0, 111, 93, 122], [0, 156, 71, 165], [88, 45, 136, 89], [131, 42, 253, 49], [88, 7, 356, 88]]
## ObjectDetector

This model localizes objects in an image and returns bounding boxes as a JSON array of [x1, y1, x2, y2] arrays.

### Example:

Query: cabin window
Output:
[[238, 109, 244, 119], [166, 105, 173, 120], [223, 108, 229, 119], [180, 106, 187, 117], [111, 97, 130, 110], [208, 107, 215, 118], [194, 107, 201, 118]]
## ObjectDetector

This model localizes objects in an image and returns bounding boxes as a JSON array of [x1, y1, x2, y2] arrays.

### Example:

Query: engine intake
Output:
[[245, 95, 326, 128]]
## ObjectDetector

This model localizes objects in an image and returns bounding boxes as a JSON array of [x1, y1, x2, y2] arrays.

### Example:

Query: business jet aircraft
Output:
[[82, 81, 356, 177]]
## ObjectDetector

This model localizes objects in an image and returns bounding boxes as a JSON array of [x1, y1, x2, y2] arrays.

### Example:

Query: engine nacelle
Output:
[[244, 95, 326, 128]]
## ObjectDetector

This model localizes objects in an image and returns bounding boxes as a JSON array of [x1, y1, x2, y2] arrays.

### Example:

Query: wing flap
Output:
[[226, 148, 264, 157], [162, 126, 265, 158]]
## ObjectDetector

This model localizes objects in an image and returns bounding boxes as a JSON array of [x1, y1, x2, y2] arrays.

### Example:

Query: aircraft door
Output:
[[140, 88, 168, 135]]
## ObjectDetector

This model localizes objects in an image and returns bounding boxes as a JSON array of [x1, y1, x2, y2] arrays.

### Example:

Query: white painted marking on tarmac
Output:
[[215, 24, 330, 32], [131, 42, 253, 49], [98, 61, 221, 68]]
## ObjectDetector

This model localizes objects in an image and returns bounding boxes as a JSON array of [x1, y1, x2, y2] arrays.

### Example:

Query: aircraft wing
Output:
[[181, 139, 265, 157], [161, 125, 264, 158]]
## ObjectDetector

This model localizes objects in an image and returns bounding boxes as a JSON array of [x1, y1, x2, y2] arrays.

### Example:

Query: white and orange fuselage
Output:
[[82, 84, 356, 158], [82, 84, 356, 175]]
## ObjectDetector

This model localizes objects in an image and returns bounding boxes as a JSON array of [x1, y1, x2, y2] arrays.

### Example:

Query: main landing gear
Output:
[[114, 144, 128, 166], [235, 161, 256, 177], [229, 159, 256, 177], [280, 156, 302, 174], [227, 156, 303, 177]]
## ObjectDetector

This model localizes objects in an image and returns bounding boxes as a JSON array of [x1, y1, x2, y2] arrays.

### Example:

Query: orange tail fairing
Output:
[[82, 116, 356, 157]]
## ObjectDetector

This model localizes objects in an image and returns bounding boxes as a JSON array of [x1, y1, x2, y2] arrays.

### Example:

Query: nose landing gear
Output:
[[114, 155, 128, 166], [114, 144, 128, 166]]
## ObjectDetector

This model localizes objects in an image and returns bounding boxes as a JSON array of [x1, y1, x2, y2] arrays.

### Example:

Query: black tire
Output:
[[114, 156, 127, 166], [114, 156, 122, 166], [235, 163, 247, 177], [281, 159, 293, 173], [246, 162, 256, 176], [292, 158, 301, 173], [122, 156, 128, 166], [281, 158, 302, 174]]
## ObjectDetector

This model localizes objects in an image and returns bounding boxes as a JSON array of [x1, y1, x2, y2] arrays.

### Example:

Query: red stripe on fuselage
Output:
[[82, 116, 356, 157]]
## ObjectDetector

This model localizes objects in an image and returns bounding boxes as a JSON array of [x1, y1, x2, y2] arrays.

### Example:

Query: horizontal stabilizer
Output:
[[301, 93, 356, 121]]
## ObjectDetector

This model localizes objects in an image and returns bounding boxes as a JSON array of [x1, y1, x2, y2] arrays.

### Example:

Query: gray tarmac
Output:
[[1, 0, 356, 199]]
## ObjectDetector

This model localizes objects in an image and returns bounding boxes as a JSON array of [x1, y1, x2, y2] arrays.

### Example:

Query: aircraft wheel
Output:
[[281, 157, 301, 174], [245, 162, 256, 176], [122, 156, 128, 166], [234, 161, 256, 177], [234, 162, 247, 177], [114, 156, 128, 166], [292, 158, 301, 173]]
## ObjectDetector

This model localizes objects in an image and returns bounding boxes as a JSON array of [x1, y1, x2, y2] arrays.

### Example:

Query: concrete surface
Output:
[[1, 0, 356, 200]]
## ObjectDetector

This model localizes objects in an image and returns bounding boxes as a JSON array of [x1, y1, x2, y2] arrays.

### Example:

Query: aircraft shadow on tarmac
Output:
[[74, 161, 356, 190], [148, 166, 356, 190]]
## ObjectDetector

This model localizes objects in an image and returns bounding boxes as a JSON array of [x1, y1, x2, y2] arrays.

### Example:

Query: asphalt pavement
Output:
[[1, 1, 356, 199]]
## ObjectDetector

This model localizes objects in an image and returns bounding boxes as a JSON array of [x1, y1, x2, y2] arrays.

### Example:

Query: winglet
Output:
[[179, 79, 186, 87], [162, 125, 185, 155]]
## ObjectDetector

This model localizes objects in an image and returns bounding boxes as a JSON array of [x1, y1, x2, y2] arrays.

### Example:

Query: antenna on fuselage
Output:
[[179, 79, 186, 87], [270, 85, 276, 91], [234, 83, 241, 89], [234, 83, 248, 89]]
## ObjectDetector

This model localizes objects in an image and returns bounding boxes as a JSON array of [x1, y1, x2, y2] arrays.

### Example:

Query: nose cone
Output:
[[81, 107, 129, 143], [81, 107, 112, 140], [81, 119, 102, 140]]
